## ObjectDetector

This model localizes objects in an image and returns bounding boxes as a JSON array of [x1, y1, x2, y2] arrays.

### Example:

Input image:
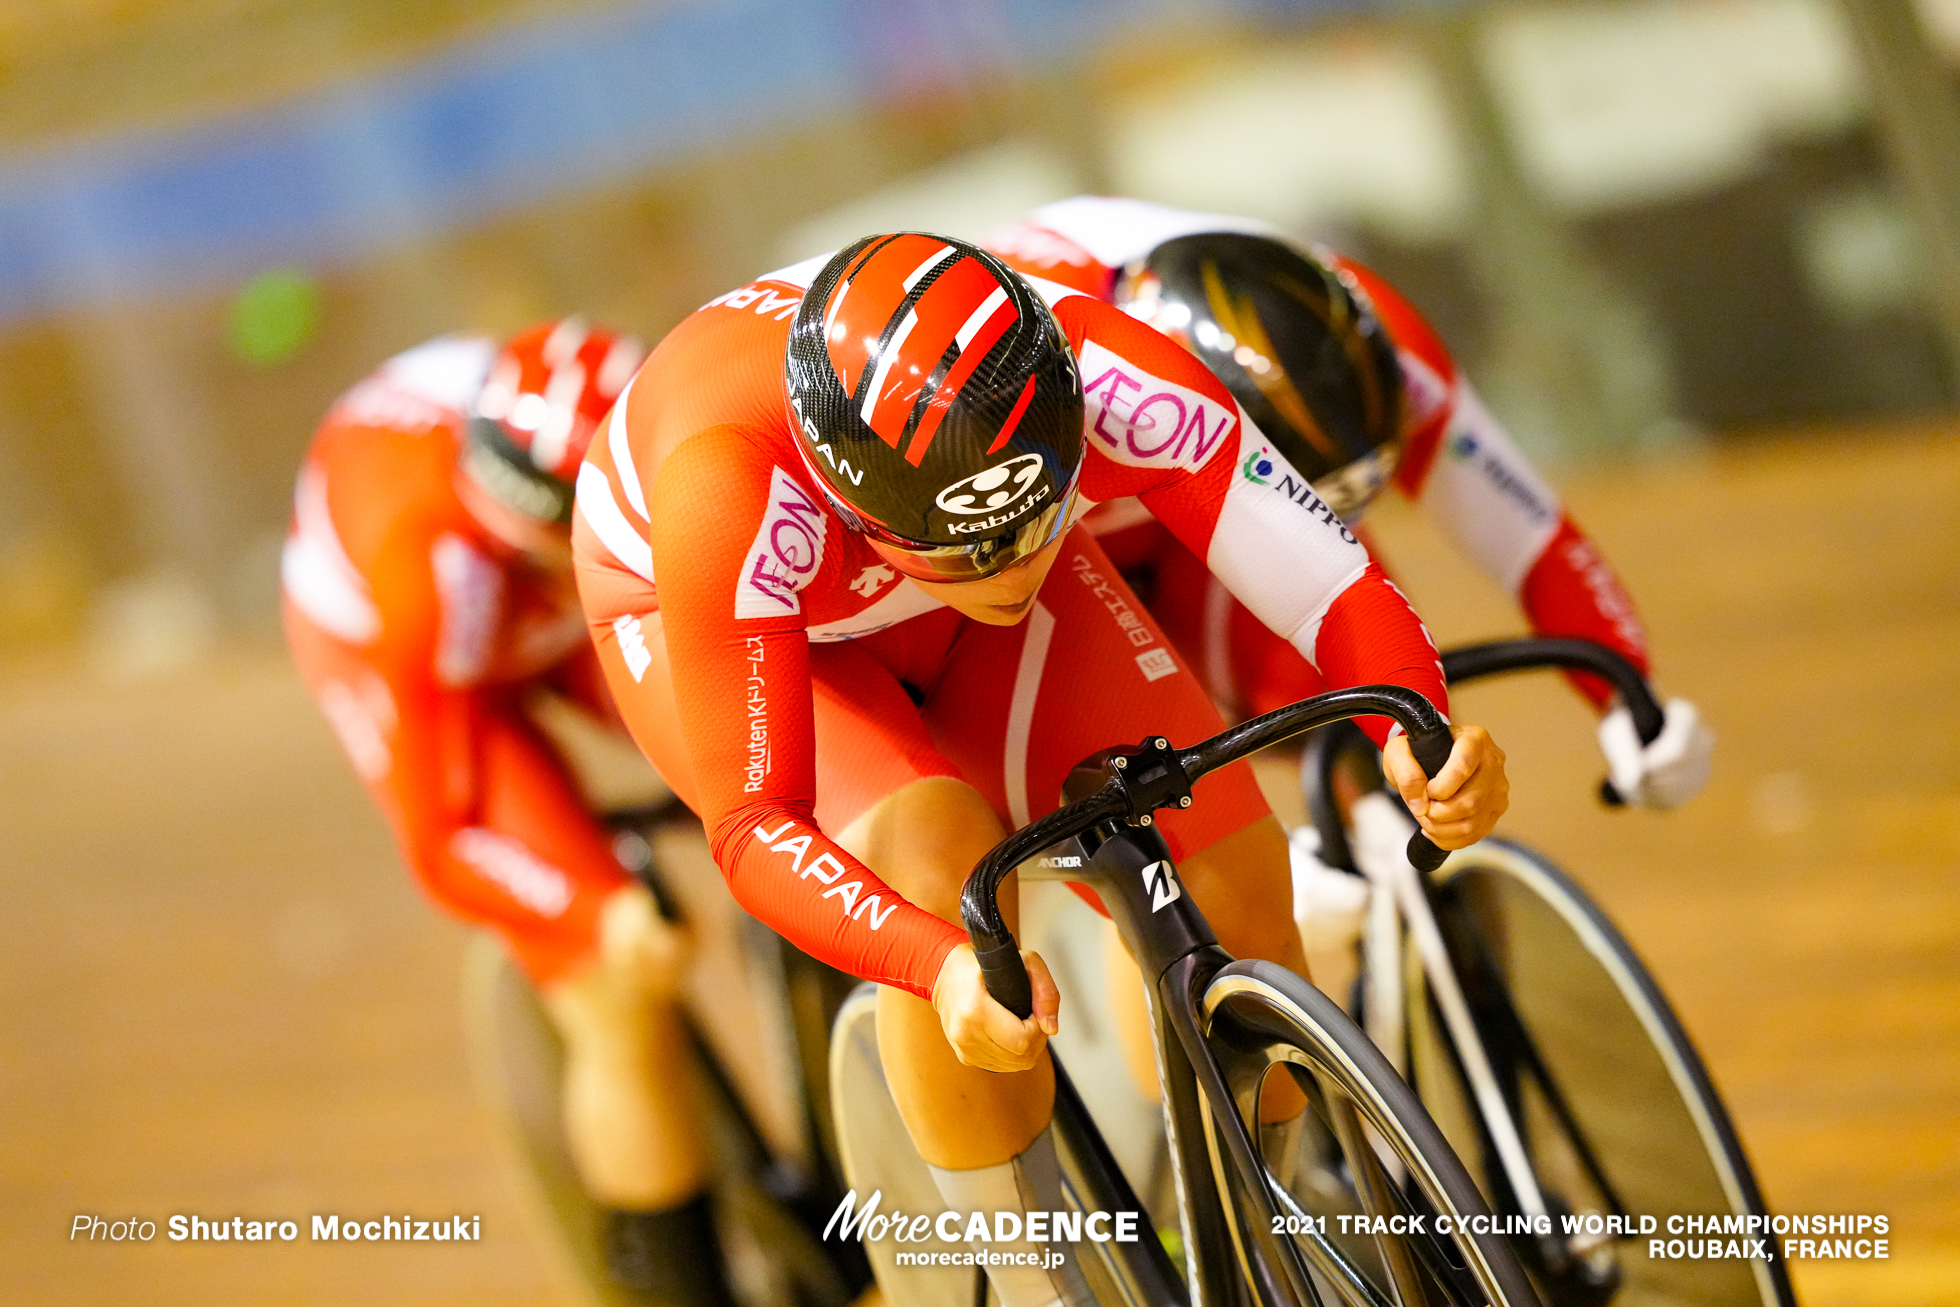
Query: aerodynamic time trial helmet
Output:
[[1115, 233, 1404, 519], [462, 317, 645, 525], [785, 233, 1085, 582]]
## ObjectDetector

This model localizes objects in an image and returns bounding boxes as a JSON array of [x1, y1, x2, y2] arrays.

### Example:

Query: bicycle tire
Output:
[[1201, 959, 1544, 1307], [1406, 839, 1796, 1307]]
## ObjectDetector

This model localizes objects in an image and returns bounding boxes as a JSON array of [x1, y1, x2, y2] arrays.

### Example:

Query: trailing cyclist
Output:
[[572, 234, 1511, 1307], [985, 196, 1715, 811], [281, 319, 733, 1306]]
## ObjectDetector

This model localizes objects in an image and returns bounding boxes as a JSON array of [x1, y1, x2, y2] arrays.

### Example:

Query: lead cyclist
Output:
[[572, 234, 1510, 1307]]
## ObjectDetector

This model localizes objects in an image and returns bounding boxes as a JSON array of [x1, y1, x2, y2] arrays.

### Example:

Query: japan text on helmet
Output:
[[785, 233, 1085, 583], [1115, 233, 1404, 519], [462, 317, 645, 525]]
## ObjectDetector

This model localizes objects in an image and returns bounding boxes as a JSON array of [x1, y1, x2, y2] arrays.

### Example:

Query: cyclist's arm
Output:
[[1338, 257, 1650, 709], [355, 534, 628, 948], [1059, 296, 1448, 744], [1402, 386, 1650, 708], [644, 426, 965, 1001]]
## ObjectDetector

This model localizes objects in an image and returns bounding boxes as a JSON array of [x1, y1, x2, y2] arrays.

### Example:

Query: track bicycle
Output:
[[839, 683, 1546, 1307], [464, 793, 873, 1307], [1296, 638, 1797, 1307]]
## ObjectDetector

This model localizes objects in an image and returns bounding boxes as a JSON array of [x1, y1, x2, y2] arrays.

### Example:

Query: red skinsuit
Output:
[[572, 244, 1450, 1001], [985, 197, 1650, 718], [282, 336, 629, 984]]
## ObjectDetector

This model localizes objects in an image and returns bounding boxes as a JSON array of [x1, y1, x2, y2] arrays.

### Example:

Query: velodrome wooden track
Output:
[[3, 428, 1954, 1305]]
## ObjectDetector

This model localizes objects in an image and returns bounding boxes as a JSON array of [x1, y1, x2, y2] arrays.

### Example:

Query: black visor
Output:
[[461, 415, 575, 525]]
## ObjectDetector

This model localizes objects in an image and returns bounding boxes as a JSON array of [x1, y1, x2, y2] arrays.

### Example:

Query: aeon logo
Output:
[[935, 452, 1047, 518]]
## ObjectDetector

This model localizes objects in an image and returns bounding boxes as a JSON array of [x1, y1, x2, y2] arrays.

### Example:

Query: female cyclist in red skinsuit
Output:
[[573, 235, 1510, 1307], [283, 320, 732, 1305], [985, 197, 1714, 808]]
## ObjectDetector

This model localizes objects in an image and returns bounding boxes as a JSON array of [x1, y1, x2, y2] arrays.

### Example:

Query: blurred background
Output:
[[1, 0, 1954, 1303]]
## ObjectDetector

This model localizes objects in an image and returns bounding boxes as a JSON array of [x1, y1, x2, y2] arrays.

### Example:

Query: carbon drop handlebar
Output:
[[960, 684, 1456, 1020], [1440, 637, 1664, 806]]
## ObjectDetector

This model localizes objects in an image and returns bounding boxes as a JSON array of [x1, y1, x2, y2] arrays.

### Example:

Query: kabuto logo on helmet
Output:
[[938, 451, 1054, 536], [935, 453, 1047, 516]]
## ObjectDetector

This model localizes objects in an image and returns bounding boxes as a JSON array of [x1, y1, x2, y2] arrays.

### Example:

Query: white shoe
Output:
[[1288, 827, 1369, 953]]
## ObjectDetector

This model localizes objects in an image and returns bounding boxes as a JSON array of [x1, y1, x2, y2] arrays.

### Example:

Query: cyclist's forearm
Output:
[[707, 805, 963, 1001], [1518, 516, 1651, 709], [385, 701, 627, 936], [1309, 562, 1451, 745]]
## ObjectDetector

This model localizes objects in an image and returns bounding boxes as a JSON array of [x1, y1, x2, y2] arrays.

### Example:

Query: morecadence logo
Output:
[[822, 1189, 1139, 1251]]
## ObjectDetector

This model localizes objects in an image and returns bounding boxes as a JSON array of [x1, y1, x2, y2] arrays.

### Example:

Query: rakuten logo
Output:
[[736, 468, 829, 619], [1078, 341, 1235, 473]]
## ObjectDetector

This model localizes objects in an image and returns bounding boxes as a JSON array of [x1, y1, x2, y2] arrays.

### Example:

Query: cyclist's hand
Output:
[[1599, 697, 1714, 809], [598, 884, 693, 999], [1382, 724, 1508, 850], [930, 943, 1060, 1073]]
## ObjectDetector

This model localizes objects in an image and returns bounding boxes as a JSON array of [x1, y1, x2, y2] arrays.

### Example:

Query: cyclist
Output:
[[572, 234, 1510, 1307], [985, 196, 1714, 809], [281, 319, 733, 1306]]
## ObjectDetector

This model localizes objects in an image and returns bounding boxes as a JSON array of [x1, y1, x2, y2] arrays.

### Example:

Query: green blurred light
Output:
[[227, 267, 322, 364]]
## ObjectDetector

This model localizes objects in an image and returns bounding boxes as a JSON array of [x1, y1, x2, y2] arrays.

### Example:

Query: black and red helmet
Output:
[[785, 233, 1085, 582], [463, 317, 644, 525], [1116, 233, 1404, 519]]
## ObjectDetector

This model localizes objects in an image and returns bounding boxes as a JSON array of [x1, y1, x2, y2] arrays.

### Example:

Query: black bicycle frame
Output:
[[958, 684, 1459, 1307]]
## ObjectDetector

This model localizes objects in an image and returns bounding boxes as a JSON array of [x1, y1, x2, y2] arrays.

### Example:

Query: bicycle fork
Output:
[[1067, 824, 1322, 1307]]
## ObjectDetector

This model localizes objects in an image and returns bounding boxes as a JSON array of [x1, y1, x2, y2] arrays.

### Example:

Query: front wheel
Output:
[[1202, 960, 1544, 1307]]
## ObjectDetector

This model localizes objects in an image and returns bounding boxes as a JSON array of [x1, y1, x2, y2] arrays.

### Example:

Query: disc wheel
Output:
[[1403, 839, 1796, 1307]]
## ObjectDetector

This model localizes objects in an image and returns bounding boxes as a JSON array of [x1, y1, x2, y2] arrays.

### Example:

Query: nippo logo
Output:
[[935, 452, 1046, 518]]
